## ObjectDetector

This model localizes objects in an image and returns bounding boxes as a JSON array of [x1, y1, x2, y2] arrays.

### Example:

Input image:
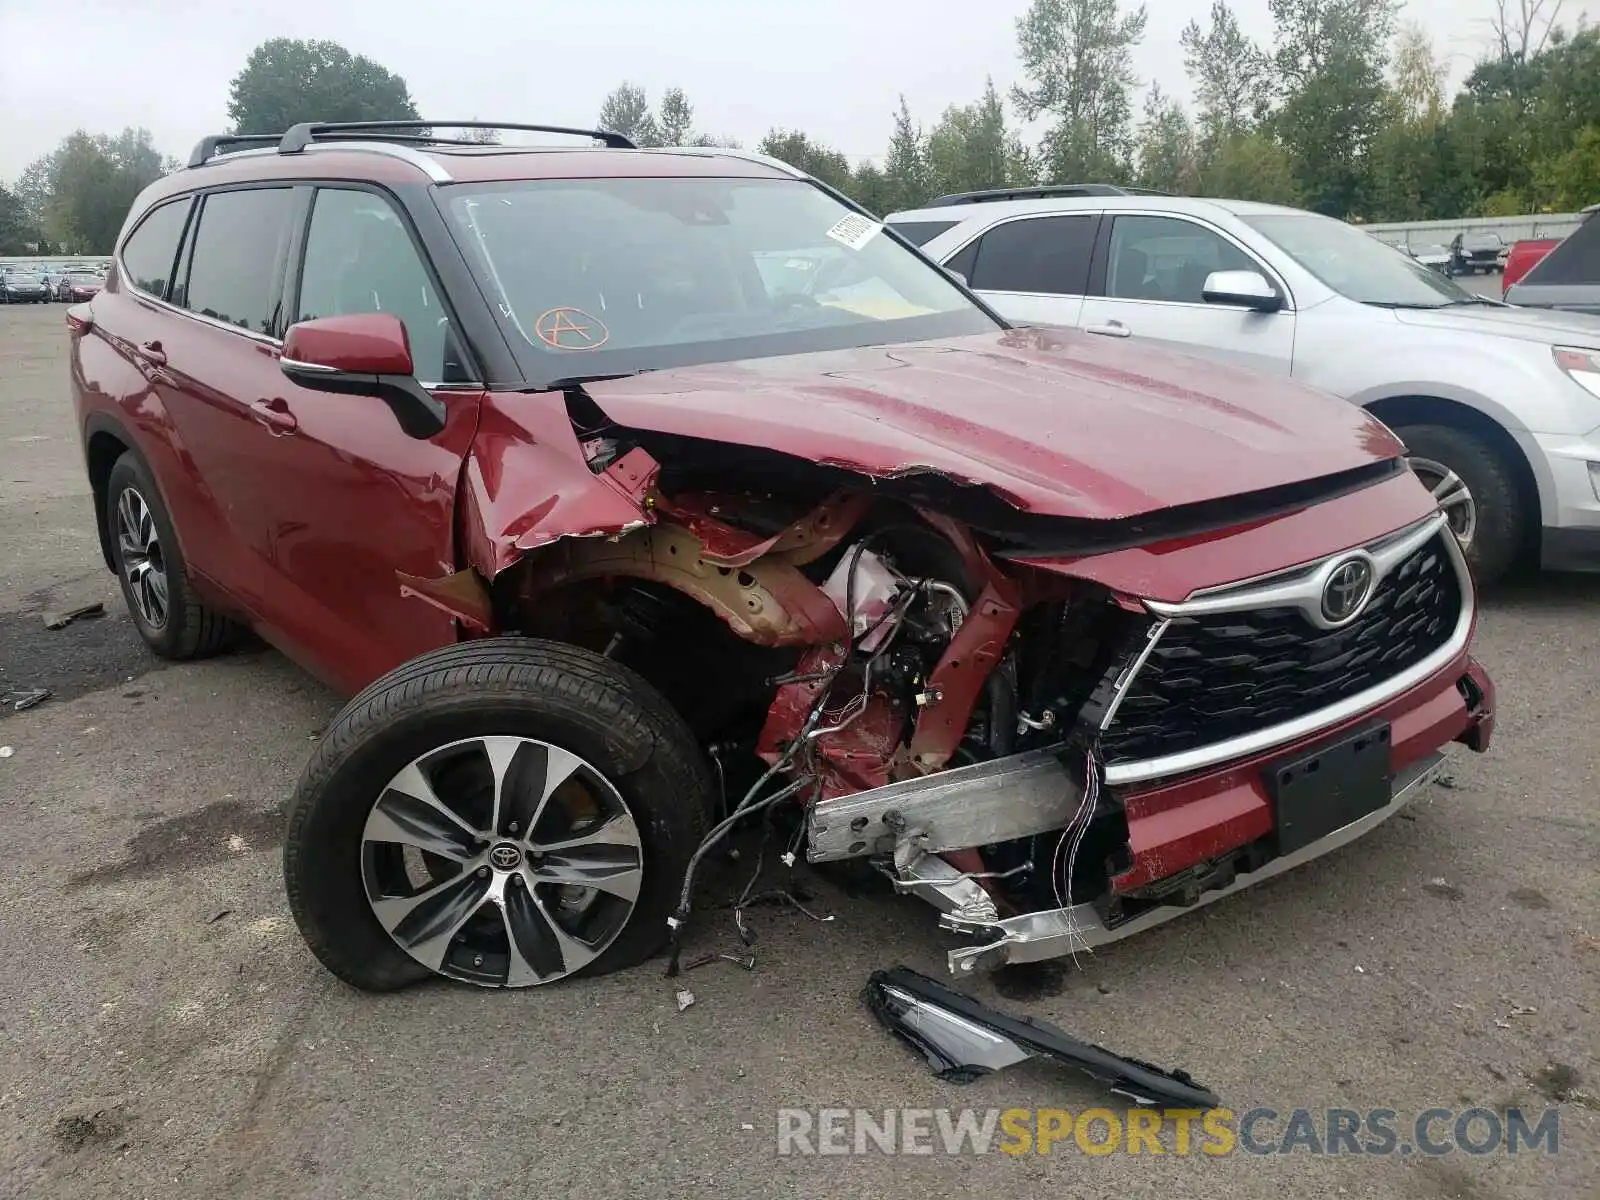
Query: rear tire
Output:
[[283, 638, 716, 992], [1394, 423, 1527, 587], [104, 451, 240, 659]]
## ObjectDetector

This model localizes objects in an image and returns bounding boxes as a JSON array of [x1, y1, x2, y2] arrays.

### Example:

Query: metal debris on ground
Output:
[[0, 746, 13, 759], [863, 966, 1220, 1108], [682, 951, 757, 972], [1494, 1004, 1538, 1028], [675, 989, 696, 1012], [42, 601, 105, 630], [3, 688, 51, 712], [205, 909, 232, 925]]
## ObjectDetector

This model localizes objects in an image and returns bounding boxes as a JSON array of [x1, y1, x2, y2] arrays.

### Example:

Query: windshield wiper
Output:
[[1438, 296, 1507, 307], [1363, 300, 1449, 310]]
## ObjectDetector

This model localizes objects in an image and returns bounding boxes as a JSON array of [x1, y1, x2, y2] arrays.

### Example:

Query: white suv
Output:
[[887, 186, 1600, 583]]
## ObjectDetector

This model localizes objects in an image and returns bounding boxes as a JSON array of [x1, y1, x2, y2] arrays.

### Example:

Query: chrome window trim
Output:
[[132, 290, 283, 347], [1102, 511, 1471, 787], [1096, 618, 1169, 732]]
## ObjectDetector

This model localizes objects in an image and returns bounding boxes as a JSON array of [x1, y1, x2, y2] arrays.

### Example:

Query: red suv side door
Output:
[[238, 185, 484, 694]]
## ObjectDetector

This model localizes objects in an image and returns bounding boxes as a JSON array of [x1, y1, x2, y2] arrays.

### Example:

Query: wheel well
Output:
[[86, 430, 129, 571], [1364, 395, 1542, 528]]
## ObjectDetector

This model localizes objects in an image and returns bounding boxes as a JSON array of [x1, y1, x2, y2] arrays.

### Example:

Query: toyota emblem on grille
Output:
[[488, 842, 523, 871], [1321, 556, 1375, 623]]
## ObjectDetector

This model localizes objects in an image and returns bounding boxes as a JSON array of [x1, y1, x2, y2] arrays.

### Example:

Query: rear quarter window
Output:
[[887, 219, 959, 248], [118, 198, 193, 299]]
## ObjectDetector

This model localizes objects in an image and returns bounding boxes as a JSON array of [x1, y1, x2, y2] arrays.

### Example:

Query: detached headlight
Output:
[[1554, 347, 1600, 400]]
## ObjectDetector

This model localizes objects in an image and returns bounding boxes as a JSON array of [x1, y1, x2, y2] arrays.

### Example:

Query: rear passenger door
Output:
[[1077, 213, 1296, 375], [940, 213, 1100, 329], [144, 185, 301, 610]]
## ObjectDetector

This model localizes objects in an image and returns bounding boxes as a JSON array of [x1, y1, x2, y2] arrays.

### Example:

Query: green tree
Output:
[[658, 88, 695, 145], [755, 130, 855, 195], [0, 185, 37, 255], [1268, 0, 1400, 215], [851, 161, 893, 215], [882, 97, 932, 210], [1534, 123, 1600, 210], [1199, 131, 1300, 205], [598, 83, 663, 147], [1181, 1, 1272, 154], [28, 128, 175, 253], [1012, 0, 1148, 183], [1391, 22, 1446, 125], [1134, 83, 1199, 193], [925, 79, 1034, 200], [227, 38, 419, 134]]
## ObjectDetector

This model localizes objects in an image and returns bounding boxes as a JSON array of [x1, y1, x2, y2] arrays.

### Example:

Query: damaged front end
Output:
[[431, 387, 1495, 977]]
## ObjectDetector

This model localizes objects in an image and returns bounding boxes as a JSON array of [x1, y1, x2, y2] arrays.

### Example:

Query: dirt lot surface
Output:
[[1, 302, 1595, 1199]]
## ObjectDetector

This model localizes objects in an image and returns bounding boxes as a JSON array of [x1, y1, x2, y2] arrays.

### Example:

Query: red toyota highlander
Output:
[[68, 120, 1495, 993]]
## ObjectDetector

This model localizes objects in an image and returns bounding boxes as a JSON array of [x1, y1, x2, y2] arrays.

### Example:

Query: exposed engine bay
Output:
[[472, 414, 1198, 970], [437, 397, 1476, 976]]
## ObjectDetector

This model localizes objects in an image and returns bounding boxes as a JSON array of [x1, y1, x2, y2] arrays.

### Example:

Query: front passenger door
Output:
[[1077, 214, 1296, 376], [250, 186, 484, 694]]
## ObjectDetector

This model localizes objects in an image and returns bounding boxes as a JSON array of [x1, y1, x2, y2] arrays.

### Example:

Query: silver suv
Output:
[[887, 186, 1600, 583]]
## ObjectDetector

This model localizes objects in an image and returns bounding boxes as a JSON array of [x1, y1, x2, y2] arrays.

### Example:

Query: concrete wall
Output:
[[1362, 213, 1584, 249]]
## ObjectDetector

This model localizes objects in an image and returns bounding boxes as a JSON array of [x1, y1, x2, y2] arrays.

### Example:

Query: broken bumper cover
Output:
[[943, 750, 1446, 975], [937, 656, 1493, 975], [863, 966, 1221, 1108]]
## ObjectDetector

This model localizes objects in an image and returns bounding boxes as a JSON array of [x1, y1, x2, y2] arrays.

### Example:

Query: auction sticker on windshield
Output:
[[825, 213, 882, 251]]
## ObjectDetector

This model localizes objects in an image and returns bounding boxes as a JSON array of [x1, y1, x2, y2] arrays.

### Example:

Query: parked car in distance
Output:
[[68, 123, 1494, 994], [1504, 205, 1600, 315], [1, 266, 51, 303], [1409, 243, 1453, 273], [1503, 237, 1564, 294], [888, 189, 1600, 582], [54, 267, 105, 302], [1450, 231, 1506, 275]]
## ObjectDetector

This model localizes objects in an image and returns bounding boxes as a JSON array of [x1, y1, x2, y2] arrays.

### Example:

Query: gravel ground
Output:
[[0, 302, 1595, 1199]]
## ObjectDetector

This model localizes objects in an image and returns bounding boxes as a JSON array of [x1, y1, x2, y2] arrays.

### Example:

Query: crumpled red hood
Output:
[[583, 328, 1404, 520]]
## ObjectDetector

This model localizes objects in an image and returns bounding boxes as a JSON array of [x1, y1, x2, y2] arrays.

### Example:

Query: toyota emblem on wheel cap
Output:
[[1321, 556, 1375, 623], [489, 842, 523, 871]]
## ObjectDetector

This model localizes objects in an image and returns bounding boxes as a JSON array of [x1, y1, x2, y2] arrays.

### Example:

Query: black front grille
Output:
[[1100, 533, 1463, 766]]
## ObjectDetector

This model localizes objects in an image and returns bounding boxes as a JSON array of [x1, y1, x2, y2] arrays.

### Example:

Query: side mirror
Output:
[[1201, 269, 1283, 313], [280, 313, 444, 439]]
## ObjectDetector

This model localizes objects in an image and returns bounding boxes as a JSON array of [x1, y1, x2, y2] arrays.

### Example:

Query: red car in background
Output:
[[1502, 237, 1562, 295], [67, 120, 1495, 994]]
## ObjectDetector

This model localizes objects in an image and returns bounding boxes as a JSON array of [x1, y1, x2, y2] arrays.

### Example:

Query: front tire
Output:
[[283, 639, 716, 992], [1395, 423, 1528, 586], [104, 451, 239, 658]]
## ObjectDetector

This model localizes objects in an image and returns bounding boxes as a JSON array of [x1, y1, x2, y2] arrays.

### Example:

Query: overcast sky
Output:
[[0, 0, 1592, 181]]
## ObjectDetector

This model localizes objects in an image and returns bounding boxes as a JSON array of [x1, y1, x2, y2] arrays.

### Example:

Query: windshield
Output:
[[443, 176, 996, 383], [1245, 213, 1478, 307]]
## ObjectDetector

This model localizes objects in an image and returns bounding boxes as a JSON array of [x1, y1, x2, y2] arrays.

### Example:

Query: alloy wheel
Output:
[[1408, 456, 1477, 549], [361, 735, 645, 987], [115, 486, 169, 630]]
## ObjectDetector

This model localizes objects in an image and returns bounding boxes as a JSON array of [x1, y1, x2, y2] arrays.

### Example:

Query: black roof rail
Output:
[[186, 133, 280, 168], [277, 120, 636, 154], [924, 183, 1168, 206]]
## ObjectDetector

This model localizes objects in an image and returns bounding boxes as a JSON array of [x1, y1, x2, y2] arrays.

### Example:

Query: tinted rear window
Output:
[[887, 219, 959, 247], [966, 214, 1097, 295], [181, 188, 295, 334], [119, 199, 192, 298], [1524, 218, 1600, 286]]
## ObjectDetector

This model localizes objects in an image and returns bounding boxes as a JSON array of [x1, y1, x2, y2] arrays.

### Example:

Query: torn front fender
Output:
[[460, 394, 659, 580]]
